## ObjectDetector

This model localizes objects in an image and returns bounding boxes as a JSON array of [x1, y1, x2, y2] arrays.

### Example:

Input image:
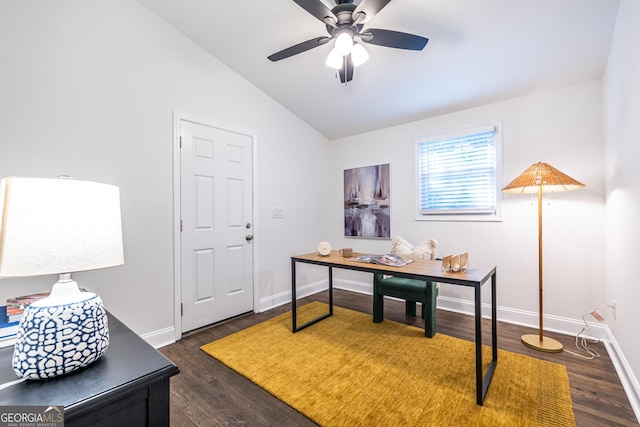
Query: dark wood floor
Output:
[[160, 289, 638, 426]]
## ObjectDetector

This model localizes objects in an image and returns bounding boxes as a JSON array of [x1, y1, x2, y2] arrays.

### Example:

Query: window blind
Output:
[[418, 129, 497, 215]]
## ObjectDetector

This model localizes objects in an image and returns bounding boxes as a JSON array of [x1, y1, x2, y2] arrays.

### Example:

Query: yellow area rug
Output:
[[201, 302, 575, 426]]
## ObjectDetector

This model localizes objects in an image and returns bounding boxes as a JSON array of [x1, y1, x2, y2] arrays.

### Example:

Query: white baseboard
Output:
[[333, 278, 373, 296], [141, 326, 176, 349], [257, 279, 329, 312], [257, 288, 294, 313], [435, 295, 609, 340], [604, 330, 640, 423]]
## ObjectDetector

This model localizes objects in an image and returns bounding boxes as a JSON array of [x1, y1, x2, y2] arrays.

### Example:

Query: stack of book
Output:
[[1, 292, 50, 348], [0, 306, 20, 347], [6, 292, 50, 322]]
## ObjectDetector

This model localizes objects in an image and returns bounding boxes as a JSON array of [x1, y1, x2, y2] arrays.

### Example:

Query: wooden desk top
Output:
[[292, 251, 496, 286]]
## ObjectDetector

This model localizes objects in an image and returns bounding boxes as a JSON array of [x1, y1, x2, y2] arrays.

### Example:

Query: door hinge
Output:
[[179, 136, 182, 148], [180, 303, 183, 317], [180, 220, 183, 232]]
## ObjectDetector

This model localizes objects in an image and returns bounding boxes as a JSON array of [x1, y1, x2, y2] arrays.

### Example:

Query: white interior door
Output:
[[180, 119, 254, 332]]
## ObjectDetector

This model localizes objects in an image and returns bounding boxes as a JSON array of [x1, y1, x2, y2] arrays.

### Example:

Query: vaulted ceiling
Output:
[[137, 0, 620, 140]]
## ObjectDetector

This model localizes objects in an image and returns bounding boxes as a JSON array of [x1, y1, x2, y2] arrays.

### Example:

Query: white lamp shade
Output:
[[0, 176, 124, 277], [351, 43, 369, 67], [335, 32, 353, 56], [326, 47, 343, 69]]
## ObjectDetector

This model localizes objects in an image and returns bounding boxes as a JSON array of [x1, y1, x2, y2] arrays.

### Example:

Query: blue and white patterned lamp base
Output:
[[12, 294, 109, 379]]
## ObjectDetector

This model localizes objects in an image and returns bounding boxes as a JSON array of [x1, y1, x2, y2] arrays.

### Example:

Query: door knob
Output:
[[246, 234, 254, 241]]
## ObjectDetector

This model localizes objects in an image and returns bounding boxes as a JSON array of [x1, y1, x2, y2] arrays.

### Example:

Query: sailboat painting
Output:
[[344, 163, 390, 239]]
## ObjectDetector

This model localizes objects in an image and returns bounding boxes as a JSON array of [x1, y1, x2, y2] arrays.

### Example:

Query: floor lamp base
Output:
[[521, 334, 563, 353]]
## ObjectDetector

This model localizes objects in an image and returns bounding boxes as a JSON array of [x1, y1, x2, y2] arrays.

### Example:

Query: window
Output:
[[416, 123, 502, 221]]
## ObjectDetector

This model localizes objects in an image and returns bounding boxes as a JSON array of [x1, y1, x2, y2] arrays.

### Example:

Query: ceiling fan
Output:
[[268, 0, 428, 83]]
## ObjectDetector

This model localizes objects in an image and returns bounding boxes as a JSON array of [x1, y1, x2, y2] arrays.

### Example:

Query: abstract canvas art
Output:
[[344, 163, 390, 239]]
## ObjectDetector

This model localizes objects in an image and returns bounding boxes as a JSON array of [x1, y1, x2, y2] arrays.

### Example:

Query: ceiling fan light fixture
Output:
[[266, 0, 429, 85], [351, 42, 369, 67], [325, 47, 343, 69], [335, 31, 353, 56]]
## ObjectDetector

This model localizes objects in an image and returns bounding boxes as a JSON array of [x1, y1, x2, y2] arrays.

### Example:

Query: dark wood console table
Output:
[[0, 312, 179, 426], [291, 251, 497, 406]]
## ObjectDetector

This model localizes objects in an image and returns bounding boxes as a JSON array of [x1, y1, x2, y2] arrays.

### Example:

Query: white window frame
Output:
[[415, 121, 503, 222]]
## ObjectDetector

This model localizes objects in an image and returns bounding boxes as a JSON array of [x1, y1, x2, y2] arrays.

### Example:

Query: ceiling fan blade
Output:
[[352, 0, 392, 23], [268, 36, 331, 62], [293, 0, 338, 27], [339, 54, 354, 84], [360, 28, 428, 50]]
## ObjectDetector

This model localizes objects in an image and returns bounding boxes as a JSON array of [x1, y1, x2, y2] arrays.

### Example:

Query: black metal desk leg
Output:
[[328, 266, 333, 315], [291, 258, 333, 333], [475, 284, 483, 405], [478, 272, 498, 405], [291, 258, 297, 332], [492, 272, 498, 360]]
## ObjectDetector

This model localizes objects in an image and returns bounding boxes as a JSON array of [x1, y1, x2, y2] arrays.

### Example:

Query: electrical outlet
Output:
[[612, 300, 616, 320]]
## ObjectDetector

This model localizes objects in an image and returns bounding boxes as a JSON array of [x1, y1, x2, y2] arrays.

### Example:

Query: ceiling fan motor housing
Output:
[[325, 2, 363, 36]]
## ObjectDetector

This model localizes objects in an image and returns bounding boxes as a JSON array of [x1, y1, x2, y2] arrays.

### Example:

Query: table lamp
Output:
[[502, 162, 584, 352], [0, 176, 124, 379]]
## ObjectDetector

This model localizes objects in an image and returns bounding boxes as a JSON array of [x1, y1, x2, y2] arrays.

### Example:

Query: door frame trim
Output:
[[172, 111, 258, 341]]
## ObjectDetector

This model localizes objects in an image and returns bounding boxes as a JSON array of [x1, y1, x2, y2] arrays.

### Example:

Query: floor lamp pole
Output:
[[502, 162, 585, 353], [538, 185, 544, 341], [521, 185, 563, 352]]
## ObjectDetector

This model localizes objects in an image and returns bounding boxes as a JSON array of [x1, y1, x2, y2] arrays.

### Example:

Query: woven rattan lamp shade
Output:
[[502, 162, 584, 194]]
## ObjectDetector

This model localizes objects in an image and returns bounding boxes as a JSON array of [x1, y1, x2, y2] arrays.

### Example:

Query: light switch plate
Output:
[[272, 207, 284, 219]]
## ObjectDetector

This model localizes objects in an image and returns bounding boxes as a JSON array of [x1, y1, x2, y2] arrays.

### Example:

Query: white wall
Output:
[[603, 0, 640, 416], [328, 80, 606, 327], [0, 1, 330, 338]]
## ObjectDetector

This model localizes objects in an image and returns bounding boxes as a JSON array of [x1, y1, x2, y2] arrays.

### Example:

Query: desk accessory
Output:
[[0, 176, 124, 378], [441, 252, 469, 272], [390, 236, 437, 260], [339, 248, 353, 257], [317, 241, 332, 256]]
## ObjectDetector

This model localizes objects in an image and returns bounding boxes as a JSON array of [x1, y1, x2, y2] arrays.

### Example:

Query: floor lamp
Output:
[[502, 162, 584, 352]]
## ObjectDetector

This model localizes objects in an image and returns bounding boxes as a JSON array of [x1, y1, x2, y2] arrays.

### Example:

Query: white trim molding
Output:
[[142, 326, 176, 349], [604, 332, 640, 424]]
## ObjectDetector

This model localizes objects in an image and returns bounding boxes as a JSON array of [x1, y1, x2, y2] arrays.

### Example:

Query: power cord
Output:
[[0, 377, 27, 390], [564, 305, 615, 360]]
